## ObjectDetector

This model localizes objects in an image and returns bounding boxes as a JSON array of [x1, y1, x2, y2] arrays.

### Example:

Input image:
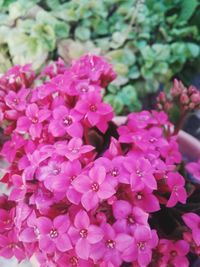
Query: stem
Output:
[[174, 111, 187, 135], [121, 0, 144, 45]]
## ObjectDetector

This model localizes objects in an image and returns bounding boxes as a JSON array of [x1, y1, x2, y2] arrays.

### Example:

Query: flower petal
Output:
[[89, 166, 106, 184], [81, 191, 99, 211], [19, 228, 36, 243], [75, 238, 90, 260], [87, 225, 103, 244], [39, 236, 55, 254], [98, 182, 115, 199], [54, 215, 70, 233], [74, 210, 90, 229], [56, 233, 72, 252], [72, 175, 91, 193], [37, 217, 52, 235]]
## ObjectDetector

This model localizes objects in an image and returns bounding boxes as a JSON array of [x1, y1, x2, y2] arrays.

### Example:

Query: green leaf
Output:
[[0, 45, 11, 72], [128, 65, 140, 79], [118, 85, 137, 105], [187, 43, 200, 57], [104, 94, 124, 115], [54, 22, 70, 39], [8, 0, 39, 20], [45, 0, 60, 10], [75, 26, 91, 41], [107, 84, 119, 94], [32, 23, 56, 51], [179, 0, 199, 22], [7, 31, 48, 69]]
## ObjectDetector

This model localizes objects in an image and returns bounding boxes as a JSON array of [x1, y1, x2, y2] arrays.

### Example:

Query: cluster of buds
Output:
[[157, 79, 200, 113]]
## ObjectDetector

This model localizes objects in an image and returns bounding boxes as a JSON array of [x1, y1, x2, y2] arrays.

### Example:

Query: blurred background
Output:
[[0, 0, 200, 266]]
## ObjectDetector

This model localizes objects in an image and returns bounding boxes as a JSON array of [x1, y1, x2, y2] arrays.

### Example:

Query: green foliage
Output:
[[0, 0, 200, 114]]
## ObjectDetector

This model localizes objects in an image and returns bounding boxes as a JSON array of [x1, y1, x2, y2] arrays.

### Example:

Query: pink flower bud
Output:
[[191, 92, 200, 104], [180, 94, 189, 104]]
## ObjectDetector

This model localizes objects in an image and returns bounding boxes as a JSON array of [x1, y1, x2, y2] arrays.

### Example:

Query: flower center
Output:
[[3, 219, 11, 225], [80, 87, 88, 93], [136, 169, 143, 177], [63, 116, 73, 126], [52, 168, 61, 175], [71, 148, 79, 154], [170, 250, 177, 257], [13, 98, 18, 104], [8, 243, 17, 248], [34, 227, 40, 236], [91, 182, 99, 192], [149, 137, 157, 143], [137, 242, 146, 251], [173, 186, 178, 192], [49, 229, 59, 239], [69, 256, 79, 266], [32, 117, 38, 124], [106, 239, 116, 249], [90, 104, 97, 112], [136, 193, 143, 200], [70, 175, 76, 183], [79, 229, 88, 238], [111, 168, 119, 177], [127, 215, 135, 225]]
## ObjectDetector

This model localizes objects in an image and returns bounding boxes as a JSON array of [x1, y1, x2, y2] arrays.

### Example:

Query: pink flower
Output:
[[90, 223, 133, 266], [55, 137, 94, 161], [0, 208, 14, 233], [112, 200, 149, 233], [127, 111, 157, 129], [68, 210, 103, 260], [96, 156, 129, 186], [36, 156, 75, 193], [159, 239, 189, 267], [166, 172, 187, 207], [9, 174, 26, 202], [5, 88, 28, 111], [160, 139, 182, 164], [49, 106, 83, 138], [0, 230, 25, 261], [124, 157, 157, 191], [58, 250, 94, 267], [132, 186, 160, 212], [71, 54, 116, 87], [16, 103, 50, 139], [1, 133, 25, 162], [75, 91, 113, 126], [186, 159, 200, 181], [22, 149, 51, 181], [64, 160, 82, 205], [72, 165, 116, 210], [182, 212, 200, 246], [19, 211, 39, 243], [122, 226, 158, 266], [37, 215, 72, 253]]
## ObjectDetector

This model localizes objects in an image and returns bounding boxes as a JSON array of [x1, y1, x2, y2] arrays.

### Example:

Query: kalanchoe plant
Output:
[[0, 0, 200, 114], [0, 55, 199, 267]]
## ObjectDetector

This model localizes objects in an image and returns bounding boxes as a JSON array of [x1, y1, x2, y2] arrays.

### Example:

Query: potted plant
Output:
[[0, 55, 199, 267]]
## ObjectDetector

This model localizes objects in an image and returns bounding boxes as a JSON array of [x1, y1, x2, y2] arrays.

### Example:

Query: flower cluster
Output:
[[157, 79, 200, 113], [0, 55, 199, 266]]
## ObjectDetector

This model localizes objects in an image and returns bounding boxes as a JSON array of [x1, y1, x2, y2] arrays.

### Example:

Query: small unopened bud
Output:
[[180, 94, 189, 104], [158, 92, 166, 102], [191, 93, 200, 104], [188, 85, 197, 95], [189, 102, 195, 109]]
